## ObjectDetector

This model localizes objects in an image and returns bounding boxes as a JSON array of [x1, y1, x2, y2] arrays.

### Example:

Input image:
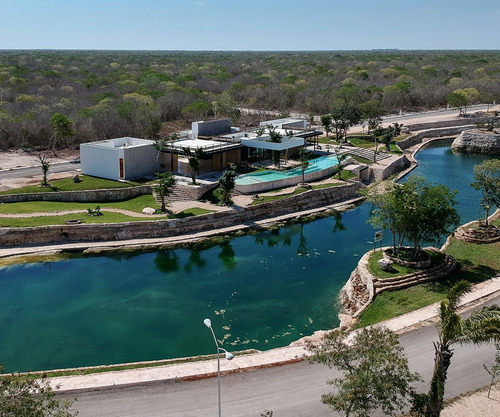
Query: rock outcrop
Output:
[[451, 129, 500, 154]]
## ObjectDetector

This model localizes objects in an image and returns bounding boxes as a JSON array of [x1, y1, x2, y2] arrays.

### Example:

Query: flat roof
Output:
[[82, 137, 154, 149], [164, 138, 241, 154]]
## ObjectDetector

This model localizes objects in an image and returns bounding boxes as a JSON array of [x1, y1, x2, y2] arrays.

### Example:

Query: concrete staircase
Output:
[[337, 146, 391, 162], [153, 184, 194, 204]]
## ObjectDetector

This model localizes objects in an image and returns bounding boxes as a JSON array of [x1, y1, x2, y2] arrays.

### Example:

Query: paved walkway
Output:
[[48, 276, 500, 393]]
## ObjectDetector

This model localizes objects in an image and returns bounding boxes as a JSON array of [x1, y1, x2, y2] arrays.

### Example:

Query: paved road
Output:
[[65, 295, 500, 417], [381, 104, 496, 125], [0, 161, 80, 179]]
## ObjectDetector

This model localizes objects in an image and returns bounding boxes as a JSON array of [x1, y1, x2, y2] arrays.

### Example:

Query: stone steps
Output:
[[337, 146, 391, 162], [373, 253, 457, 294], [153, 184, 194, 204]]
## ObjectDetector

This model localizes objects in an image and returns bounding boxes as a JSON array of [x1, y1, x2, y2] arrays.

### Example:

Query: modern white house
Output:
[[80, 137, 157, 181]]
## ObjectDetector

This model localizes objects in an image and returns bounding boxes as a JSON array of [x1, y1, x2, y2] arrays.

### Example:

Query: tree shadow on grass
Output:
[[426, 261, 498, 295]]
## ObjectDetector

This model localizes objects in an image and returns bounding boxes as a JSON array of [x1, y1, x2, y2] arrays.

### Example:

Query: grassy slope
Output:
[[357, 220, 500, 327]]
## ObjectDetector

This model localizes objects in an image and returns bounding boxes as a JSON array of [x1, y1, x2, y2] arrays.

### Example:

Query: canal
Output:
[[0, 140, 497, 372]]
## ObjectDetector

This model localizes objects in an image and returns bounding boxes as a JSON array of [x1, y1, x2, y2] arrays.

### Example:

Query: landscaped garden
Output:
[[357, 216, 500, 327]]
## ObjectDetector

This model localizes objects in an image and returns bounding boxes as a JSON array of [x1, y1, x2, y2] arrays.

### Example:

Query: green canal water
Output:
[[0, 140, 497, 372]]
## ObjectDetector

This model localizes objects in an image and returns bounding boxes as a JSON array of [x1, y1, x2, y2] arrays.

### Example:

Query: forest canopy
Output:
[[0, 49, 499, 150]]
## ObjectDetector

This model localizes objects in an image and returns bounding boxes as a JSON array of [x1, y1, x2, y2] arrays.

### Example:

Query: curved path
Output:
[[0, 207, 163, 218]]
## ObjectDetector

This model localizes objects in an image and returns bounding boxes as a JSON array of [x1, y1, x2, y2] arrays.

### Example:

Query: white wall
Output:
[[80, 143, 120, 180]]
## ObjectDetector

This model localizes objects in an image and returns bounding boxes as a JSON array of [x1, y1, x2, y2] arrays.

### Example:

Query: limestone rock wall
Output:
[[397, 126, 472, 150], [371, 155, 411, 181], [451, 130, 500, 154], [0, 185, 153, 203], [0, 182, 363, 246]]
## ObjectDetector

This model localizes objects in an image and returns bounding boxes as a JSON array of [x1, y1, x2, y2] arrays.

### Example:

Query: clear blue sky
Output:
[[1, 0, 499, 50]]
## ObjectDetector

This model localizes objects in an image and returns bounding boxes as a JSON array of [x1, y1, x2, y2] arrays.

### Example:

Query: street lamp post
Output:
[[204, 318, 234, 417]]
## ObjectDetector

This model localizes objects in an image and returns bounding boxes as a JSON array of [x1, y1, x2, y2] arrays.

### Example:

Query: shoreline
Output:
[[2, 124, 498, 383]]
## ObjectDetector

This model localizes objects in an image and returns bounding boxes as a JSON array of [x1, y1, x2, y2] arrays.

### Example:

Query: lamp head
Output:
[[203, 318, 212, 328], [225, 351, 234, 360]]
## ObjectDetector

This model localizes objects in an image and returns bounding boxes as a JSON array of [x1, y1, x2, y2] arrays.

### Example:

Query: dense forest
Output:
[[0, 50, 499, 150]]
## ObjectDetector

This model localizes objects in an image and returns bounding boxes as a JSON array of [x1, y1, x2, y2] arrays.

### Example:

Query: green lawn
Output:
[[0, 212, 158, 227], [0, 195, 159, 214], [357, 235, 500, 327], [0, 175, 147, 195], [0, 205, 215, 227]]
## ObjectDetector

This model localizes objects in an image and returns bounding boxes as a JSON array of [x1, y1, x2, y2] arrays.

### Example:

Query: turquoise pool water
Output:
[[236, 154, 339, 185], [0, 140, 497, 372]]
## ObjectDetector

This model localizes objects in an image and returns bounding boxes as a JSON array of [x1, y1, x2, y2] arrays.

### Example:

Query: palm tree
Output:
[[153, 171, 176, 212], [299, 146, 311, 184], [426, 280, 500, 417], [334, 149, 348, 180], [182, 147, 202, 184]]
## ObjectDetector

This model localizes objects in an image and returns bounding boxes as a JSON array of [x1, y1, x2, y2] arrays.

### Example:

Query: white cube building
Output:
[[80, 137, 157, 181]]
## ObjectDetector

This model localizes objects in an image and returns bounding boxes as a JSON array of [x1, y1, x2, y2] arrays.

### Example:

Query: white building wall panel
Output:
[[80, 144, 119, 180]]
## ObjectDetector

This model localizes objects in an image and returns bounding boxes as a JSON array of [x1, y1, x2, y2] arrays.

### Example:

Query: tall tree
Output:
[[321, 114, 332, 138], [447, 88, 481, 116], [182, 147, 204, 184], [362, 176, 460, 260], [299, 146, 311, 184], [470, 159, 500, 226], [334, 149, 348, 180], [425, 281, 500, 417], [153, 171, 176, 212], [218, 164, 237, 206], [267, 127, 283, 169], [307, 326, 421, 417], [49, 113, 74, 157], [359, 100, 384, 133], [331, 105, 362, 147]]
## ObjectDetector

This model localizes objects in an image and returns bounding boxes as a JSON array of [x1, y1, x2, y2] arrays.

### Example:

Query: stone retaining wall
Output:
[[405, 116, 497, 132], [0, 185, 153, 203], [0, 182, 363, 246], [339, 247, 457, 317], [176, 181, 219, 200], [371, 155, 411, 181], [397, 126, 472, 150]]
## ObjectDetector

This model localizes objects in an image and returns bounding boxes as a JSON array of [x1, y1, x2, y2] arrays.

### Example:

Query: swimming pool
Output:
[[235, 154, 341, 192]]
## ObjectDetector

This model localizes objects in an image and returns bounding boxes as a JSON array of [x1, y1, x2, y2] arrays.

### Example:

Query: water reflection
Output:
[[184, 250, 206, 271], [154, 250, 180, 273], [331, 211, 347, 233], [218, 240, 236, 269], [297, 224, 309, 256], [1, 140, 497, 372]]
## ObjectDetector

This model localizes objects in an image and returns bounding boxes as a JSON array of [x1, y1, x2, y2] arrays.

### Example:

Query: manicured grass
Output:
[[357, 284, 447, 327], [350, 155, 374, 164], [174, 207, 215, 218], [0, 175, 145, 195], [0, 195, 159, 214], [443, 236, 500, 277], [250, 188, 307, 204], [388, 143, 403, 154], [347, 137, 376, 149], [357, 236, 500, 327], [311, 182, 345, 190], [394, 134, 412, 142], [367, 250, 416, 278], [0, 206, 214, 227], [0, 212, 158, 227], [367, 249, 446, 279]]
